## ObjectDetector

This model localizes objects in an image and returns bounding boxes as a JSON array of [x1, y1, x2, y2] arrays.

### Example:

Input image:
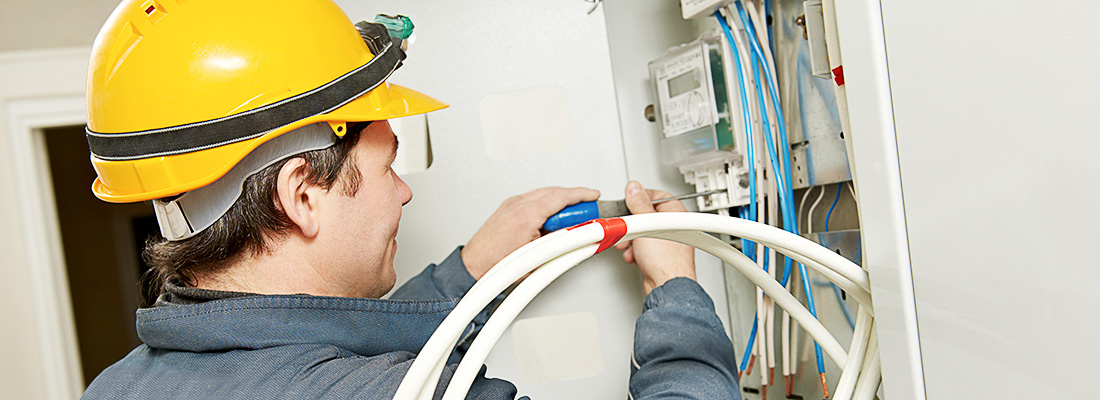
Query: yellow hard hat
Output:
[[86, 0, 447, 203]]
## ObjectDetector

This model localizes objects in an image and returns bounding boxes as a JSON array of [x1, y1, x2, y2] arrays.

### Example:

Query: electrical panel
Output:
[[649, 2, 863, 399]]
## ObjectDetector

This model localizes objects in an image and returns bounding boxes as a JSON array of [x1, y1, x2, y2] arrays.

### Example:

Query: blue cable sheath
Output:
[[825, 182, 842, 231], [823, 182, 858, 329], [739, 316, 759, 372], [739, 208, 756, 262], [720, 7, 795, 374], [747, 48, 799, 291], [717, 12, 763, 374], [716, 11, 758, 264], [736, 0, 826, 376], [763, 0, 777, 58], [736, 2, 796, 210], [733, 2, 798, 287], [737, 250, 771, 372]]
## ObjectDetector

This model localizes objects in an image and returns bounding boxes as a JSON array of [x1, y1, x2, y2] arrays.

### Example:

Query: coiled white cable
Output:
[[439, 243, 598, 400], [852, 331, 882, 400], [394, 213, 876, 400], [833, 308, 873, 399]]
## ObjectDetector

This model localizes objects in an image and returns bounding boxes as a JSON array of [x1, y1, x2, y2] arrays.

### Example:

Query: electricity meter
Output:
[[650, 30, 750, 211], [649, 31, 736, 167]]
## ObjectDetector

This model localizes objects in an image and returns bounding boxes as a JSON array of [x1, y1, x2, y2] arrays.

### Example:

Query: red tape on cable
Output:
[[568, 217, 628, 254], [832, 65, 845, 86]]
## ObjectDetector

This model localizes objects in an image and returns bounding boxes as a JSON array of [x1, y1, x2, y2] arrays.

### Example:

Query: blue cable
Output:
[[763, 0, 777, 58], [735, 0, 826, 377], [739, 317, 759, 372], [732, 1, 798, 287], [719, 8, 802, 375], [716, 11, 758, 264], [739, 12, 795, 281], [821, 181, 853, 338], [739, 208, 756, 262], [825, 182, 842, 231], [738, 242, 770, 374], [721, 6, 833, 377], [822, 182, 857, 329], [717, 12, 763, 375]]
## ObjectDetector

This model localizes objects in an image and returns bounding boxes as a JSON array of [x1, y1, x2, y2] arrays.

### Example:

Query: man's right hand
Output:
[[462, 186, 600, 280], [614, 181, 697, 296]]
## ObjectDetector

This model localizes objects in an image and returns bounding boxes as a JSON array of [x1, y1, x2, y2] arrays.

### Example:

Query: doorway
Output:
[[42, 125, 159, 385]]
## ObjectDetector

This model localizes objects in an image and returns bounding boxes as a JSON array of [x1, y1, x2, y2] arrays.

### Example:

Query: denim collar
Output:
[[136, 293, 460, 356]]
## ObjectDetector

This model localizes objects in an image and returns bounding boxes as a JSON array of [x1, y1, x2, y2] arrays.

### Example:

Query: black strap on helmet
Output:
[[86, 21, 403, 161]]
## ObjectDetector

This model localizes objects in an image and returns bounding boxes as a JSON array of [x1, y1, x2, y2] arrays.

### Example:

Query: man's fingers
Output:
[[624, 181, 656, 215], [564, 186, 601, 204], [647, 189, 689, 212], [647, 189, 672, 200], [530, 186, 601, 216]]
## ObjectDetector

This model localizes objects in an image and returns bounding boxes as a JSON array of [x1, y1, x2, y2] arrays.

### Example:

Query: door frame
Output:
[[0, 46, 91, 399]]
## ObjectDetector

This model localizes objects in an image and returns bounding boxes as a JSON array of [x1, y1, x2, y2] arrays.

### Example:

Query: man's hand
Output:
[[462, 187, 600, 280], [614, 181, 697, 296]]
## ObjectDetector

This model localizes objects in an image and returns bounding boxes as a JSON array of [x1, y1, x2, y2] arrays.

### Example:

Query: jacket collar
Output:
[[137, 293, 459, 356]]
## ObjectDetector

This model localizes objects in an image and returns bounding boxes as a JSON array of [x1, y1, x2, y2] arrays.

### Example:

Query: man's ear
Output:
[[276, 158, 323, 238]]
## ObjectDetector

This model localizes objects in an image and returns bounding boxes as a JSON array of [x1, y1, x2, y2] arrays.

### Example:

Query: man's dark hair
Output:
[[139, 128, 364, 306]]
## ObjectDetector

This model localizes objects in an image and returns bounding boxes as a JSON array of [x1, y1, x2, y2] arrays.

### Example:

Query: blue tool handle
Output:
[[542, 201, 599, 232]]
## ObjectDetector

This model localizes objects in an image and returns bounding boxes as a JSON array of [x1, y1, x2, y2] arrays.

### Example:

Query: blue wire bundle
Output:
[[716, 1, 828, 380]]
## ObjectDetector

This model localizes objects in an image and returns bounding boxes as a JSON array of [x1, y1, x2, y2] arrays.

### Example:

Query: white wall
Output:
[[880, 0, 1100, 398], [0, 0, 120, 52]]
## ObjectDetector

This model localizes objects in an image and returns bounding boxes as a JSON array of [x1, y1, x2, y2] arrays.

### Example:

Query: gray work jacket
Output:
[[82, 248, 740, 399]]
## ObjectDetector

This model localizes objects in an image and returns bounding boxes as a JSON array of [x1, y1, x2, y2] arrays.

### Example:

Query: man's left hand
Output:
[[462, 187, 600, 279]]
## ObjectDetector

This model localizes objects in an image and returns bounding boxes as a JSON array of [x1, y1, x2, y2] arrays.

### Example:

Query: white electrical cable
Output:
[[781, 278, 791, 379], [790, 270, 801, 377], [396, 214, 872, 400], [715, 14, 751, 170], [395, 224, 610, 400], [441, 229, 861, 400], [440, 244, 598, 400], [806, 184, 828, 234], [798, 186, 816, 232], [851, 331, 882, 400], [642, 231, 854, 366], [753, 272, 763, 378], [745, 0, 780, 86], [832, 308, 873, 400], [762, 242, 871, 307], [786, 186, 815, 390], [847, 181, 858, 207], [723, 8, 765, 195], [766, 175, 779, 381]]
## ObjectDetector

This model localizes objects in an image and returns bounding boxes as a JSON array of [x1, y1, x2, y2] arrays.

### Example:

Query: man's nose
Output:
[[394, 171, 413, 205]]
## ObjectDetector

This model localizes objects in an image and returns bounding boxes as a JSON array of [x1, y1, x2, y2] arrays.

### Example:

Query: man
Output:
[[82, 0, 739, 398]]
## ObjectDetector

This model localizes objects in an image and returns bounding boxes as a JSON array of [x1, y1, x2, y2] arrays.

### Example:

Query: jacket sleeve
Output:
[[629, 277, 741, 400]]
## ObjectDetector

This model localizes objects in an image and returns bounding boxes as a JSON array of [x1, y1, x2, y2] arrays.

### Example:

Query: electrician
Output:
[[80, 0, 739, 398]]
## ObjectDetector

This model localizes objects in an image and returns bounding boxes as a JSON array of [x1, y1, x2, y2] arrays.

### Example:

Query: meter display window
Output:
[[667, 69, 700, 98]]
